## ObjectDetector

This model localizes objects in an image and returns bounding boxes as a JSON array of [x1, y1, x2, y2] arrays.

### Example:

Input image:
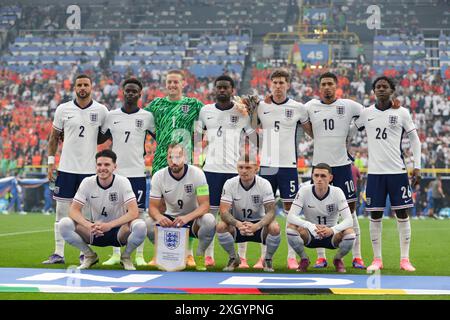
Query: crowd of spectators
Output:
[[0, 63, 246, 176]]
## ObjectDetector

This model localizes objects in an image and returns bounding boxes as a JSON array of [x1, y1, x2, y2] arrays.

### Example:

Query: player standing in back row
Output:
[[144, 69, 203, 175], [198, 75, 256, 267], [99, 78, 155, 267], [144, 69, 204, 267], [301, 72, 366, 269], [355, 76, 421, 272], [256, 68, 313, 270], [44, 74, 109, 264]]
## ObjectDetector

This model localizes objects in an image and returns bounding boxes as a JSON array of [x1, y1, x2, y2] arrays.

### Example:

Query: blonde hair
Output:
[[167, 69, 185, 80]]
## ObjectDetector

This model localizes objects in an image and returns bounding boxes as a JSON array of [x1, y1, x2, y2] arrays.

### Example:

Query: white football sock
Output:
[[396, 217, 411, 259], [369, 217, 383, 259]]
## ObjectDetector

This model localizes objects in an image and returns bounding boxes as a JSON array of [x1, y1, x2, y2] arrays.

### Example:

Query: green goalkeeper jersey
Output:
[[144, 96, 203, 175]]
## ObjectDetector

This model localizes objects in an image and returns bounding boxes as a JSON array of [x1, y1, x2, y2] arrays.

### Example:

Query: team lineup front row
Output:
[[46, 69, 421, 273], [59, 146, 357, 272]]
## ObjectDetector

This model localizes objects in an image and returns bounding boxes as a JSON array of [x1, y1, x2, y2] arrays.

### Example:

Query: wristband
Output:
[[48, 156, 55, 164]]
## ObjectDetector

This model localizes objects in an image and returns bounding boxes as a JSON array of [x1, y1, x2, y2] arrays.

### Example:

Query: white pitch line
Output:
[[0, 229, 52, 237]]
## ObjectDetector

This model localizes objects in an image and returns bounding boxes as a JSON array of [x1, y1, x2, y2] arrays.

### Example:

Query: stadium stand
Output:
[[0, 1, 448, 215]]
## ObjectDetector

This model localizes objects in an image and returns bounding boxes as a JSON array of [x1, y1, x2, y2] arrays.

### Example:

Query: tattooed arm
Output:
[[246, 201, 276, 233], [47, 128, 62, 181]]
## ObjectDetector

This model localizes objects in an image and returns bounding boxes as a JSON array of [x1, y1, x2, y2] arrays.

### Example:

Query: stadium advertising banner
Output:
[[300, 44, 329, 64], [303, 8, 329, 25]]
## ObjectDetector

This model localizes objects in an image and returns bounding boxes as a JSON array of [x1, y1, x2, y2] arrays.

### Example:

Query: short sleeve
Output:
[[73, 178, 89, 206], [401, 108, 416, 134], [146, 111, 156, 134], [101, 113, 111, 134], [262, 179, 275, 204], [149, 171, 163, 200], [193, 99, 204, 120], [298, 102, 309, 124], [194, 168, 209, 197], [350, 100, 363, 119], [220, 179, 233, 204], [122, 177, 136, 205], [243, 115, 255, 135], [336, 188, 349, 212], [354, 109, 365, 130], [197, 108, 206, 131], [100, 105, 109, 126], [291, 188, 304, 211], [52, 105, 64, 132]]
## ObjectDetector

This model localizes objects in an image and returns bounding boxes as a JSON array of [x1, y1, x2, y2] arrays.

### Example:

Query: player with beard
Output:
[[43, 74, 108, 264]]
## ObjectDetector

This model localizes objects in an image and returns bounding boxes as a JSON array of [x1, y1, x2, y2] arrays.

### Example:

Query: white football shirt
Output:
[[288, 184, 352, 236], [198, 103, 254, 173], [73, 174, 136, 223], [303, 99, 363, 166], [149, 165, 209, 216], [355, 105, 417, 174], [53, 100, 108, 174], [101, 108, 155, 177], [220, 175, 275, 221], [257, 98, 306, 168]]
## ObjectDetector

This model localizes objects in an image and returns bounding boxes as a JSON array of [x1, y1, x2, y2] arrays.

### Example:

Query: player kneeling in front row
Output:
[[286, 163, 355, 273], [217, 154, 281, 272], [146, 143, 216, 271], [59, 150, 147, 270]]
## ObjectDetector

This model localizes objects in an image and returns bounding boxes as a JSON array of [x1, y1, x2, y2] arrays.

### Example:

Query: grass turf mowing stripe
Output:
[[0, 229, 52, 237], [331, 288, 406, 295]]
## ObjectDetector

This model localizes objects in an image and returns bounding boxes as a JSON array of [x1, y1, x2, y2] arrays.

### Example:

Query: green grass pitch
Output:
[[0, 213, 449, 300]]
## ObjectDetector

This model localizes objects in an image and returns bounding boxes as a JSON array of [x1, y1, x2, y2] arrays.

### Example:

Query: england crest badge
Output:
[[164, 230, 180, 250]]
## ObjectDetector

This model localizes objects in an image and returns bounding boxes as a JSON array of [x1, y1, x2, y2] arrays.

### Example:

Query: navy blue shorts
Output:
[[53, 171, 93, 201], [90, 226, 122, 247], [128, 177, 147, 210], [330, 164, 357, 203], [234, 220, 265, 244], [306, 231, 336, 249], [163, 214, 198, 238], [259, 167, 299, 203], [204, 171, 237, 209], [366, 173, 413, 211]]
